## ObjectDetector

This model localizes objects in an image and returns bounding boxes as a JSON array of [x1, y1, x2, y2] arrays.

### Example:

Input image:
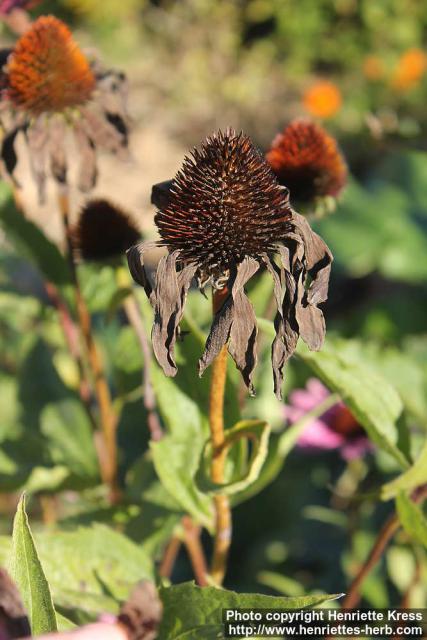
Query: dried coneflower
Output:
[[266, 119, 347, 208], [73, 198, 141, 262], [0, 15, 129, 202], [128, 129, 333, 398]]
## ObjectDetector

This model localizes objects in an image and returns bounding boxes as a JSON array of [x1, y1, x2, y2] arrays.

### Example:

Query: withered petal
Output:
[[0, 125, 21, 184], [79, 106, 129, 160], [48, 116, 67, 185], [152, 251, 197, 377], [118, 580, 162, 640], [199, 257, 259, 393], [26, 115, 48, 204], [290, 210, 333, 305], [126, 240, 157, 300], [74, 121, 98, 192], [294, 271, 326, 351], [271, 265, 300, 400]]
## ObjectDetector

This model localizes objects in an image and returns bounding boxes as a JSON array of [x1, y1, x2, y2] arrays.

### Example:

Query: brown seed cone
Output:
[[73, 199, 140, 261], [266, 119, 347, 205], [155, 129, 292, 280]]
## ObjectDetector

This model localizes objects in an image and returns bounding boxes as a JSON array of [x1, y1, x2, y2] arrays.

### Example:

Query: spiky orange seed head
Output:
[[155, 130, 292, 278], [6, 15, 95, 114], [266, 119, 347, 204]]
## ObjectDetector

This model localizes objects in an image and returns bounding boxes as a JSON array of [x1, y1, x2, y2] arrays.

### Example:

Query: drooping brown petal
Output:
[[294, 269, 326, 351], [48, 115, 67, 185], [264, 250, 300, 399], [118, 581, 162, 640], [126, 240, 158, 300], [199, 256, 259, 394], [74, 121, 98, 192], [0, 124, 21, 186], [0, 568, 31, 639], [152, 251, 197, 377], [290, 210, 333, 305], [80, 105, 129, 161], [26, 115, 48, 203], [151, 180, 174, 210]]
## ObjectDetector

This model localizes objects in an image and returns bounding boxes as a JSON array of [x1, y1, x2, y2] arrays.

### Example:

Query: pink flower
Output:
[[285, 378, 372, 460], [0, 0, 40, 15]]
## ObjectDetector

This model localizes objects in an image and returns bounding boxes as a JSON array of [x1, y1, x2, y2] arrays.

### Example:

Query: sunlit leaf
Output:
[[158, 582, 343, 639], [396, 493, 427, 548], [8, 495, 57, 635]]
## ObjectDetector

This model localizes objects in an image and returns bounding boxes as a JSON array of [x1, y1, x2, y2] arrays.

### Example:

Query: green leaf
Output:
[[297, 340, 408, 467], [151, 434, 214, 530], [35, 524, 153, 607], [0, 195, 71, 286], [8, 495, 57, 635], [382, 441, 427, 500], [257, 571, 305, 597], [150, 368, 214, 529], [396, 493, 427, 548], [196, 420, 271, 497], [260, 323, 407, 469], [158, 582, 343, 639], [40, 399, 99, 482]]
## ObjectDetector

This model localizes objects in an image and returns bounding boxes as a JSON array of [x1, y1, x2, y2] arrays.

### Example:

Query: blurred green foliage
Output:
[[0, 0, 426, 628]]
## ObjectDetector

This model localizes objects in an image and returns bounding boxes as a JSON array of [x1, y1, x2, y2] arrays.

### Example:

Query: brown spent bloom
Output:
[[0, 16, 129, 203], [128, 130, 333, 398], [266, 119, 347, 206], [72, 199, 141, 262], [7, 15, 95, 114], [303, 80, 342, 119]]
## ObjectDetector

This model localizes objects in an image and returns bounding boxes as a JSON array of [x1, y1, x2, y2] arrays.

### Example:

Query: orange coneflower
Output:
[[303, 80, 342, 119], [72, 199, 140, 262], [391, 48, 427, 91], [266, 119, 347, 208], [0, 15, 129, 202], [127, 130, 333, 398]]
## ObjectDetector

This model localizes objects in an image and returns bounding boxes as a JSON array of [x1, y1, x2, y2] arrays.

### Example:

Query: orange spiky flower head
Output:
[[6, 15, 95, 114], [266, 119, 347, 208]]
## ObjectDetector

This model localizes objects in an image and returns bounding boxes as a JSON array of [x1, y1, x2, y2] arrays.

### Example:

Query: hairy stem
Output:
[[58, 190, 119, 501], [11, 187, 95, 426], [159, 536, 181, 579], [210, 287, 232, 585], [182, 516, 209, 586], [116, 267, 163, 441], [342, 486, 427, 609]]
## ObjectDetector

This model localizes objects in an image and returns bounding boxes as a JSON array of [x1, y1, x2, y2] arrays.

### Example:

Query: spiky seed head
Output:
[[266, 119, 347, 204], [73, 199, 140, 261], [6, 15, 95, 114], [155, 129, 292, 279]]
